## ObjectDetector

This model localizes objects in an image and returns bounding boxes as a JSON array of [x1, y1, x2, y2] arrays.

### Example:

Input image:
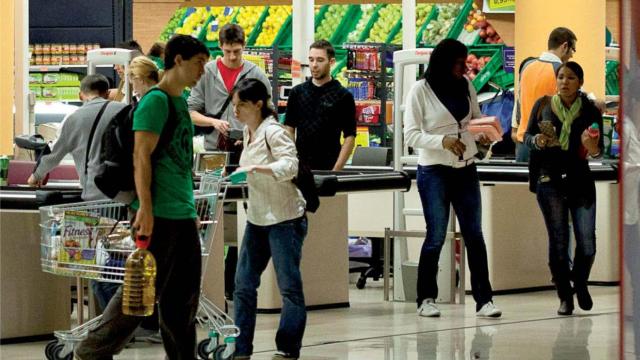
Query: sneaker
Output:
[[272, 351, 299, 359], [476, 301, 502, 318], [417, 298, 441, 317]]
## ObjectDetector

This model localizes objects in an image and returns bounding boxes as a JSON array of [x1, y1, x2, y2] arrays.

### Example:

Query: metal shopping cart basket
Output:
[[39, 172, 238, 360]]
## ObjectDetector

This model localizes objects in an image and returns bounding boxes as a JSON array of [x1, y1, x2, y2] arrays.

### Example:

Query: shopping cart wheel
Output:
[[45, 340, 58, 360], [197, 338, 214, 359], [213, 344, 232, 360], [52, 344, 73, 360]]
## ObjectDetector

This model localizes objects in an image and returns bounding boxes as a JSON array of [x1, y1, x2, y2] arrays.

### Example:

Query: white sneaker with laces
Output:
[[418, 299, 441, 317], [476, 301, 502, 318]]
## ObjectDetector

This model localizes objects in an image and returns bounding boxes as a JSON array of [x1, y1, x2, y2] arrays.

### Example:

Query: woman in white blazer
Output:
[[404, 39, 501, 319]]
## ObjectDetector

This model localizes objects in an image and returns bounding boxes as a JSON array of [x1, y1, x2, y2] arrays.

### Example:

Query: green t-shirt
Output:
[[131, 89, 196, 219]]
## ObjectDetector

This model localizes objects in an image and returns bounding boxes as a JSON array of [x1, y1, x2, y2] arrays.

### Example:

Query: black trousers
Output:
[[76, 217, 201, 360]]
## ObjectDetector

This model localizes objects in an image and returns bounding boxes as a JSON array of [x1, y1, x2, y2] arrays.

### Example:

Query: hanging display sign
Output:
[[483, 0, 515, 13]]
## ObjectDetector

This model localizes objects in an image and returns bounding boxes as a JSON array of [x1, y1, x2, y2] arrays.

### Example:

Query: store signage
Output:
[[483, 0, 515, 13], [502, 47, 515, 73]]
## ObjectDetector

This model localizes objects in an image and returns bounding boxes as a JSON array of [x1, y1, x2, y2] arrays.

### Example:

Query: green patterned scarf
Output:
[[551, 95, 582, 151]]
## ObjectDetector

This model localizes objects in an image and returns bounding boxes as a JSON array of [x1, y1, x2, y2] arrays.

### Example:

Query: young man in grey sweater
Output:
[[28, 74, 127, 200], [188, 23, 272, 151]]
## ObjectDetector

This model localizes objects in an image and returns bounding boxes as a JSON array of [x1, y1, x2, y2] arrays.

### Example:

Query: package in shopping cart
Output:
[[56, 211, 118, 277]]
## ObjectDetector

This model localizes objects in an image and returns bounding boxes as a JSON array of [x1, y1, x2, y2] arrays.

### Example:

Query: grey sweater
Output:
[[33, 98, 127, 200], [187, 59, 272, 150]]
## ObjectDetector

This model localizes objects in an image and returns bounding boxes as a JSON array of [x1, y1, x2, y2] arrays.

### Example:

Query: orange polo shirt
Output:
[[516, 57, 562, 142]]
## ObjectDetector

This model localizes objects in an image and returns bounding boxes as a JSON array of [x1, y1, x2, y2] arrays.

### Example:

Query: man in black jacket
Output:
[[284, 40, 356, 171]]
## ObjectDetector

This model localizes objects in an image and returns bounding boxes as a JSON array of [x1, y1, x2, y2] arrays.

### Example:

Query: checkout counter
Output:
[[0, 185, 82, 341], [0, 169, 411, 340]]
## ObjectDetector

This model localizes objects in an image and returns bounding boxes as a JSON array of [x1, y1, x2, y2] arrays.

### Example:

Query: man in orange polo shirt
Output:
[[512, 27, 577, 162]]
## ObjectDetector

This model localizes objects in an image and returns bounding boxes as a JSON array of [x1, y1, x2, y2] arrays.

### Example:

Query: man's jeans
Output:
[[75, 218, 201, 360], [515, 141, 530, 163], [91, 281, 120, 313], [234, 216, 308, 357], [416, 164, 493, 310], [536, 182, 596, 300]]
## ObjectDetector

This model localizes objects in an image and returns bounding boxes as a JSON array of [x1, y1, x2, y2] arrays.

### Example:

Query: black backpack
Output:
[[264, 124, 320, 213], [94, 88, 177, 199]]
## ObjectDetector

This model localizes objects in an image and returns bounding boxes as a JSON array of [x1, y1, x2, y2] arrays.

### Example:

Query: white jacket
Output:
[[403, 78, 482, 168]]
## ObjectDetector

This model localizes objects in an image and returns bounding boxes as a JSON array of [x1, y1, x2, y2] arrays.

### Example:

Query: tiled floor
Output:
[[0, 284, 621, 359]]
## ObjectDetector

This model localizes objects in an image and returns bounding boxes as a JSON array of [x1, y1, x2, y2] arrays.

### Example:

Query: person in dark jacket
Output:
[[525, 61, 604, 316]]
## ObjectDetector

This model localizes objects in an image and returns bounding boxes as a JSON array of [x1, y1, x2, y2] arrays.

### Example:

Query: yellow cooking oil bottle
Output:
[[122, 235, 156, 316]]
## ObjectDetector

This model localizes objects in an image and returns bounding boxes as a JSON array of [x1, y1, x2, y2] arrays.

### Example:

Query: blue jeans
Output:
[[91, 281, 120, 313], [234, 216, 308, 357], [515, 141, 530, 163], [416, 164, 493, 310], [536, 181, 596, 301]]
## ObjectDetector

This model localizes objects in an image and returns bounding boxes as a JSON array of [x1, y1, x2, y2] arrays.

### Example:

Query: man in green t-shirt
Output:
[[75, 35, 210, 360]]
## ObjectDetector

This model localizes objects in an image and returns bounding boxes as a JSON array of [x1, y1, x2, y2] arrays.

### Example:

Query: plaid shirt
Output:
[[284, 79, 356, 170]]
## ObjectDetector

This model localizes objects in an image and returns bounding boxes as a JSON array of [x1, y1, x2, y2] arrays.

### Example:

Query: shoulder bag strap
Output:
[[85, 101, 111, 175]]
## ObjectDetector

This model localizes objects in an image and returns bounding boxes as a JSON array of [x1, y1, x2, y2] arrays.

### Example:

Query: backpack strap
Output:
[[85, 101, 111, 175], [145, 87, 178, 157]]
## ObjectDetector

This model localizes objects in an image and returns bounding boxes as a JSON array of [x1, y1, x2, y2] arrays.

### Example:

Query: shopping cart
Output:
[[40, 172, 238, 360]]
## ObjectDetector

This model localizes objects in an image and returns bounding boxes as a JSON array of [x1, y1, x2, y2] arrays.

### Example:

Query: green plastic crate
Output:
[[197, 15, 214, 41], [385, 18, 403, 44], [416, 6, 439, 45], [245, 6, 271, 46], [419, 3, 465, 47], [489, 69, 514, 89], [331, 48, 348, 77], [330, 5, 362, 46], [606, 60, 619, 96], [273, 14, 293, 47], [357, 4, 386, 42], [468, 44, 503, 91], [446, 0, 474, 40]]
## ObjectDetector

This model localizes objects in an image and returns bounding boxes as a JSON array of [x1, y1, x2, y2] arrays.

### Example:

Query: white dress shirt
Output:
[[240, 117, 306, 226]]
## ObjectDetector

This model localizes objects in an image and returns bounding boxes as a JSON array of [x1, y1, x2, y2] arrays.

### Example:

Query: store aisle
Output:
[[0, 286, 619, 359]]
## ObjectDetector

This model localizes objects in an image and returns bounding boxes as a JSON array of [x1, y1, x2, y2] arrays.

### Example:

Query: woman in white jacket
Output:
[[230, 78, 308, 360], [404, 39, 501, 318]]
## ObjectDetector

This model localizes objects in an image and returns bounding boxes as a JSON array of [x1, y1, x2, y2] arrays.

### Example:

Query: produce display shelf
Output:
[[357, 4, 386, 42], [329, 5, 362, 46], [468, 44, 503, 91], [245, 6, 272, 47], [416, 6, 439, 45]]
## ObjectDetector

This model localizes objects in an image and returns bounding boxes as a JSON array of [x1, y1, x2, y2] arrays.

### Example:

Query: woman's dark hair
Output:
[[219, 24, 245, 46], [232, 78, 277, 120], [555, 61, 584, 82], [164, 35, 209, 70], [147, 42, 165, 58], [422, 38, 469, 97]]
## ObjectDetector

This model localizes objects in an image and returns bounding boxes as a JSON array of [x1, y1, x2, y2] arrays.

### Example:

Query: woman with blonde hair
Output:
[[128, 56, 161, 102]]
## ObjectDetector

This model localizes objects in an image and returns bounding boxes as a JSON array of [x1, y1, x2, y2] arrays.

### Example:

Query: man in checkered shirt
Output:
[[284, 40, 356, 171]]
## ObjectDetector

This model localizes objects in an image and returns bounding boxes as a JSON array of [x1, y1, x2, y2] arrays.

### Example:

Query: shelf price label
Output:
[[484, 0, 515, 13]]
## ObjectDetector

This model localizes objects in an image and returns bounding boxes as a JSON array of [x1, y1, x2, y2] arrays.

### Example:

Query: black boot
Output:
[[574, 284, 593, 310], [557, 297, 574, 316]]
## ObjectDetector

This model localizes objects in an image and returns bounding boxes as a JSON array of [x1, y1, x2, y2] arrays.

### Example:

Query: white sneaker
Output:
[[418, 299, 441, 317], [476, 301, 502, 318]]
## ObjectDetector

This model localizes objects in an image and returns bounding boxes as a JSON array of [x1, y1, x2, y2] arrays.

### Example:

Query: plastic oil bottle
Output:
[[122, 235, 156, 316]]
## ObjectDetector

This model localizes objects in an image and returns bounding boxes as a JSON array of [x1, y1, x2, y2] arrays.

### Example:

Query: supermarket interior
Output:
[[1, 0, 639, 359]]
